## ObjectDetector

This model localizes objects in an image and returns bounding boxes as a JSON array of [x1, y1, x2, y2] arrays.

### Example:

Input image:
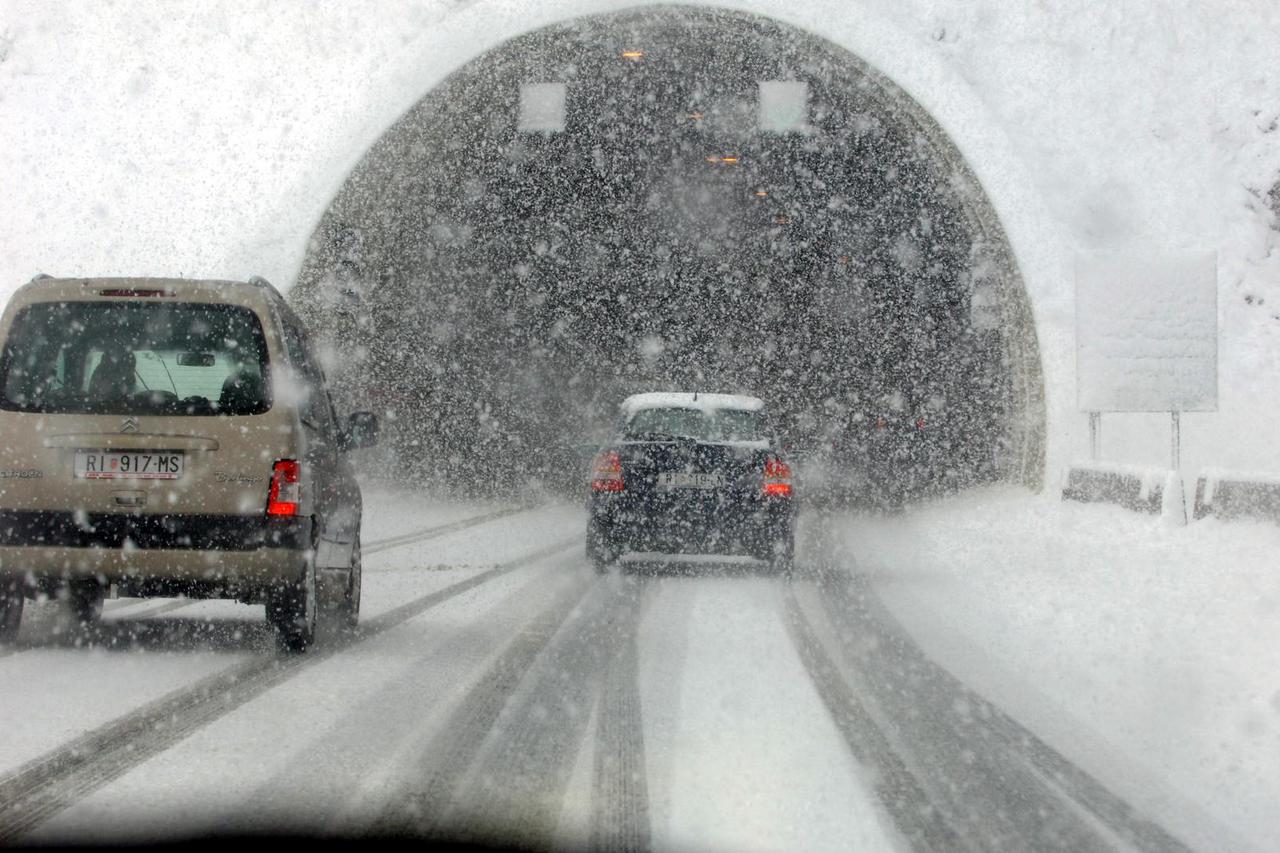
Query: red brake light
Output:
[[763, 456, 792, 497], [267, 460, 302, 516], [591, 451, 625, 493], [916, 417, 926, 430], [874, 417, 887, 429]]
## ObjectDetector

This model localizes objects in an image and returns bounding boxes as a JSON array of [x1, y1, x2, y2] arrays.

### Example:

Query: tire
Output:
[[0, 578, 24, 643], [586, 520, 614, 574], [319, 535, 362, 631], [772, 549, 795, 579], [343, 535, 362, 630], [760, 532, 795, 579], [268, 556, 317, 652], [66, 580, 104, 628]]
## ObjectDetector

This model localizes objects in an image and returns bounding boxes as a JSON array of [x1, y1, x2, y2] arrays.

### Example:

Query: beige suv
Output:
[[0, 276, 377, 650]]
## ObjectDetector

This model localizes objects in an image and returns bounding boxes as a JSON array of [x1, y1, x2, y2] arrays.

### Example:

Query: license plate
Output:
[[657, 471, 723, 490], [74, 451, 184, 480]]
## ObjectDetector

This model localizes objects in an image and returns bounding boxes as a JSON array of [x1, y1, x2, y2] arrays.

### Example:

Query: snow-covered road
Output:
[[0, 491, 1208, 850]]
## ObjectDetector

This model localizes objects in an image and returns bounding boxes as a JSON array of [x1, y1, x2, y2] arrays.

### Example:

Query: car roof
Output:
[[9, 276, 283, 312], [619, 392, 765, 417]]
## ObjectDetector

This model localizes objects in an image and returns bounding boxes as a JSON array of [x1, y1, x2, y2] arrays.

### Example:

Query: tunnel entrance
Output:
[[292, 5, 1045, 502]]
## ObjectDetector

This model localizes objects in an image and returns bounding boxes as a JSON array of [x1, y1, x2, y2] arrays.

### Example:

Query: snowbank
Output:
[[839, 487, 1280, 852]]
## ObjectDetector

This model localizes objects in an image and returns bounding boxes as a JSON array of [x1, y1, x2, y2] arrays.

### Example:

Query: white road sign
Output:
[[1076, 250, 1218, 412]]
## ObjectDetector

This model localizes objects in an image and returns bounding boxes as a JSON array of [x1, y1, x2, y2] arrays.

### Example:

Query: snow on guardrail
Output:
[[1060, 461, 1186, 524], [1191, 468, 1280, 524]]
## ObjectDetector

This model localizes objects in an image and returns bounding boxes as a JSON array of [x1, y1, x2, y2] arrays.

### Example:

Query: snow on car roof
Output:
[[619, 392, 765, 416]]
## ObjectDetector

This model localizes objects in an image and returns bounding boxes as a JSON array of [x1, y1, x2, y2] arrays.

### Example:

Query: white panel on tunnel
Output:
[[518, 82, 567, 133], [757, 81, 809, 133]]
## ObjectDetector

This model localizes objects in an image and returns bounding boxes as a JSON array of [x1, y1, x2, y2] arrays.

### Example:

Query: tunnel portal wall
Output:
[[292, 3, 1049, 499]]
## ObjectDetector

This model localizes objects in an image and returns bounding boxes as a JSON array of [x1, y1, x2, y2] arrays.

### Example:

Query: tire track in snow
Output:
[[374, 571, 598, 838], [378, 574, 649, 848], [102, 594, 193, 614], [362, 504, 533, 555], [0, 537, 577, 842], [797, 571, 1113, 850], [231, 557, 590, 832], [442, 577, 644, 848], [589, 576, 652, 853], [795, 557, 1193, 853], [783, 586, 963, 853], [843, 569, 1194, 853]]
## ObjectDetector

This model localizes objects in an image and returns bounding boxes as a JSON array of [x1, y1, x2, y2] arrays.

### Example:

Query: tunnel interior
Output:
[[292, 6, 1044, 502]]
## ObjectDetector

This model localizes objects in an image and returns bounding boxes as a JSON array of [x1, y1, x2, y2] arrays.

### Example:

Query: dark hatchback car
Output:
[[586, 393, 795, 574]]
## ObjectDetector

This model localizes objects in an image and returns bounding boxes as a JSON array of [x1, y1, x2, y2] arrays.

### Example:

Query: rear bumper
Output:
[[590, 492, 793, 555], [0, 544, 305, 587], [0, 511, 311, 591], [0, 510, 307, 551]]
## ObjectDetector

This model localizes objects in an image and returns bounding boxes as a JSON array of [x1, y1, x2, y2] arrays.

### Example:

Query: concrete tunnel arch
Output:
[[290, 4, 1046, 498]]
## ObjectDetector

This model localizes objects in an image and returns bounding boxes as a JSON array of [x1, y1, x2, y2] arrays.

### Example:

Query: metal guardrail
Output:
[[1061, 462, 1185, 523], [1191, 470, 1280, 524]]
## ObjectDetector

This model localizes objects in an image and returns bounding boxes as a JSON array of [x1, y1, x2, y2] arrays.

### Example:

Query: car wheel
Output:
[[66, 580, 104, 629], [586, 520, 614, 574], [0, 579, 24, 643], [268, 556, 317, 652], [343, 535, 362, 630], [766, 533, 795, 579]]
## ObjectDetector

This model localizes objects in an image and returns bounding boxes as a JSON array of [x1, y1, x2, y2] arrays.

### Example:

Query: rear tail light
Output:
[[763, 456, 793, 497], [916, 417, 927, 430], [266, 460, 302, 516], [590, 450, 625, 493]]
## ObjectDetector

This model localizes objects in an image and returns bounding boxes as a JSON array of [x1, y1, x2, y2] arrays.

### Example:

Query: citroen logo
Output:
[[120, 417, 139, 434]]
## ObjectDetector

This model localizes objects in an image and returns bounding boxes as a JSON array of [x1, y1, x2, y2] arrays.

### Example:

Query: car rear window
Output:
[[623, 406, 770, 442], [712, 408, 769, 442], [0, 301, 271, 416]]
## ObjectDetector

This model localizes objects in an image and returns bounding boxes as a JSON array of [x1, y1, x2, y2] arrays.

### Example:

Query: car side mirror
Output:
[[341, 411, 379, 451]]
